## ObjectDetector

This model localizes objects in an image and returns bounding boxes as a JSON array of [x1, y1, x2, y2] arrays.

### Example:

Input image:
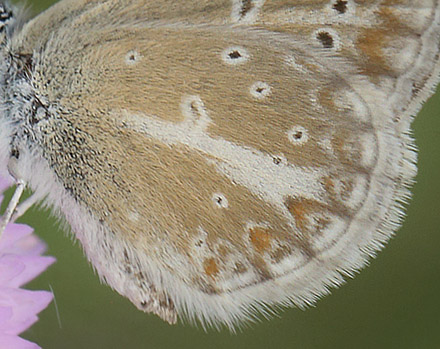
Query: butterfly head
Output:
[[0, 2, 34, 181]]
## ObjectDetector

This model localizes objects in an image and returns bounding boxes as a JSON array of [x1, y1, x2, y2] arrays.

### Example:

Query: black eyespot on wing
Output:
[[229, 50, 242, 59], [333, 0, 348, 14], [317, 31, 334, 49], [240, 0, 253, 18]]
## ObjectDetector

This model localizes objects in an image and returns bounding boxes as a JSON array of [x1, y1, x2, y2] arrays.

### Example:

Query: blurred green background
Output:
[[5, 1, 440, 348]]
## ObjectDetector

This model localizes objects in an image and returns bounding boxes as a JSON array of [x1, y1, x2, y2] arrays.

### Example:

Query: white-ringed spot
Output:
[[180, 95, 211, 131], [212, 193, 229, 209], [273, 157, 282, 165], [125, 50, 142, 65], [272, 154, 287, 166], [288, 126, 309, 145], [250, 81, 271, 99], [222, 46, 250, 65], [332, 0, 348, 14], [313, 28, 341, 51]]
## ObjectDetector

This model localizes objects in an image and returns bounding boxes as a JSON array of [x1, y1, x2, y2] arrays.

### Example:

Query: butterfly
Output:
[[0, 0, 439, 329]]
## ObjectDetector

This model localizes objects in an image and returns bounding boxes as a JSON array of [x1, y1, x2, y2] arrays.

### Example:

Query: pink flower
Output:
[[0, 176, 55, 349]]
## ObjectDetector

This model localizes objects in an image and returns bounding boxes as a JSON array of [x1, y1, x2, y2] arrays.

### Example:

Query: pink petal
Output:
[[0, 333, 40, 349], [0, 225, 34, 252], [0, 288, 53, 335], [10, 235, 48, 257], [0, 256, 25, 286], [0, 255, 55, 288], [0, 177, 54, 348], [0, 306, 13, 326]]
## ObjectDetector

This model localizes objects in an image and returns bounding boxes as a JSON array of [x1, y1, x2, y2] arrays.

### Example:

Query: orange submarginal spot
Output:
[[249, 227, 272, 253], [203, 258, 220, 279], [357, 7, 411, 78], [285, 197, 313, 231]]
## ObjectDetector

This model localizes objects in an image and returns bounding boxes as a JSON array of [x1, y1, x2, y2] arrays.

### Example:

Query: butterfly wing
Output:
[[15, 0, 440, 327]]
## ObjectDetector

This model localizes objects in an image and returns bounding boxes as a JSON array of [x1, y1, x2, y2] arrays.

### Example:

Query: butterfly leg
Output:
[[11, 192, 41, 222], [0, 179, 26, 236]]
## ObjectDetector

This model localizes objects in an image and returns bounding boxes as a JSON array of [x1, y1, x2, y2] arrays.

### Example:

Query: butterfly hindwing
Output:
[[13, 0, 440, 326]]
